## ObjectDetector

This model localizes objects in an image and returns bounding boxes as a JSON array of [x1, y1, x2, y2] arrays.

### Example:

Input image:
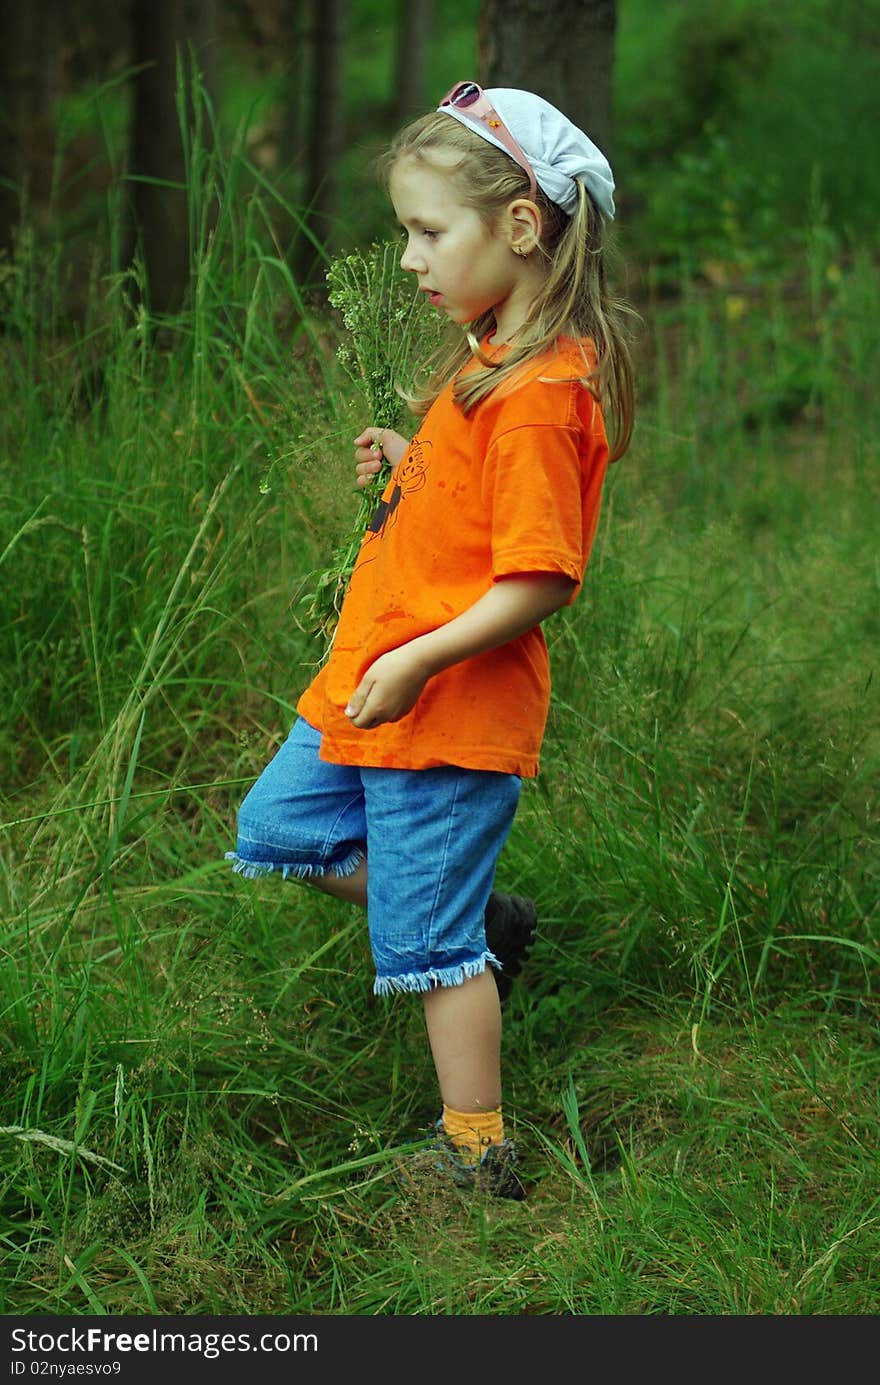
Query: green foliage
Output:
[[0, 3, 878, 1320], [616, 0, 880, 264], [632, 122, 793, 280]]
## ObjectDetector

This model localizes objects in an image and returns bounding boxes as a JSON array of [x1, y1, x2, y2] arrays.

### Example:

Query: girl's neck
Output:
[[491, 259, 548, 344], [487, 316, 576, 351]]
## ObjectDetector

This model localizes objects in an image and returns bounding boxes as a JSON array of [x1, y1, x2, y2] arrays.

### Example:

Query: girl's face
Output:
[[389, 153, 536, 342]]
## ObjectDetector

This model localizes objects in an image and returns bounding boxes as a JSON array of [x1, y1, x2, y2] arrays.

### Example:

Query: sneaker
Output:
[[484, 892, 538, 1004], [420, 1120, 526, 1200]]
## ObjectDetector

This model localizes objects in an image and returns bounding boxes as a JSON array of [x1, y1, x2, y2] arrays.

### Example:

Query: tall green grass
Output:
[[0, 89, 877, 1315]]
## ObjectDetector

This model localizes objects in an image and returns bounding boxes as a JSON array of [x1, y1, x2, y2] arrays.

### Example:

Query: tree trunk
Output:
[[281, 0, 309, 171], [478, 0, 617, 161], [0, 0, 60, 253], [295, 0, 349, 293], [394, 0, 433, 123], [127, 0, 218, 315]]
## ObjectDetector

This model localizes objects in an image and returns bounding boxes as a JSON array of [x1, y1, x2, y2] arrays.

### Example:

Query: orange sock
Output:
[[441, 1104, 504, 1164]]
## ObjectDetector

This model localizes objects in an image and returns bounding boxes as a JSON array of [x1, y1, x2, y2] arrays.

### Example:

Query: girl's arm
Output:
[[344, 572, 577, 729]]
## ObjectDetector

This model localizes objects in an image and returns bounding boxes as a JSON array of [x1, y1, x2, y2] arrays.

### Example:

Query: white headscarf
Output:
[[439, 87, 615, 220]]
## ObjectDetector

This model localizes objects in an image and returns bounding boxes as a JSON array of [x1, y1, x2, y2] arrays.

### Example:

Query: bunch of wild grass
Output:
[[298, 240, 441, 656]]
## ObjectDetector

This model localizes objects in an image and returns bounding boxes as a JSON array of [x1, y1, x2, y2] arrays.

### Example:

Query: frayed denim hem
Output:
[[224, 846, 365, 881], [373, 949, 501, 996]]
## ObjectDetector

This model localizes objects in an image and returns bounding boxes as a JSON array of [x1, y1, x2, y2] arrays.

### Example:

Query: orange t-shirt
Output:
[[297, 335, 609, 776]]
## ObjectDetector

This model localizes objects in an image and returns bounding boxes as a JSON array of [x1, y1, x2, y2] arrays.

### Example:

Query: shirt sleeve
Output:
[[482, 419, 588, 585]]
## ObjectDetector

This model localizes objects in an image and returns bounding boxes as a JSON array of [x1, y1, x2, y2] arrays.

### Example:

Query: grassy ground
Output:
[[1, 10, 878, 1318]]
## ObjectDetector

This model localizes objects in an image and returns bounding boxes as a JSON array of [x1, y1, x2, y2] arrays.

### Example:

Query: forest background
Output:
[[0, 0, 878, 1317]]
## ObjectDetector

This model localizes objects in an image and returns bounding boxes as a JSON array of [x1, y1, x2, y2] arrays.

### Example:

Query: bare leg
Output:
[[309, 861, 502, 1111], [307, 857, 367, 907], [422, 970, 502, 1112]]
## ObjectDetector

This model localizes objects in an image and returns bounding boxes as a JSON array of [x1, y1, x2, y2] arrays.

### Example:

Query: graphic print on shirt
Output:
[[362, 436, 432, 550]]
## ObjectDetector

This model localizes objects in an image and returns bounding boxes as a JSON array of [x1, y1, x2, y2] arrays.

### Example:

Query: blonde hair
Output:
[[382, 111, 637, 463]]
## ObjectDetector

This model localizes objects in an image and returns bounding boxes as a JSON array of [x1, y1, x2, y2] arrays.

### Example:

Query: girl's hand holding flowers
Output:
[[353, 428, 410, 488]]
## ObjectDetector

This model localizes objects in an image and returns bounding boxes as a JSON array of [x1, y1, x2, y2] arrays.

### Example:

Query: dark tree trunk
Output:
[[127, 0, 218, 315], [478, 0, 617, 161], [394, 0, 433, 123], [280, 0, 309, 171], [295, 0, 349, 293], [0, 0, 61, 253]]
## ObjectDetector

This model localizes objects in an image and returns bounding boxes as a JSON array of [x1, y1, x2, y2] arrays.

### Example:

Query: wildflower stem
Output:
[[297, 241, 440, 657]]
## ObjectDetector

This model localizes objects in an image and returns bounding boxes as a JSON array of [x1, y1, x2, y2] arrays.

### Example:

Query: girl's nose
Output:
[[400, 241, 423, 274]]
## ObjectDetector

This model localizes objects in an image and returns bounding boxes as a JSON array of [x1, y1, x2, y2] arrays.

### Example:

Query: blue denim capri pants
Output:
[[226, 717, 522, 996]]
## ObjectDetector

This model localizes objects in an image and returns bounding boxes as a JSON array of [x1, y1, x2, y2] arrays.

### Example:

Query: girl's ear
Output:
[[507, 198, 542, 256]]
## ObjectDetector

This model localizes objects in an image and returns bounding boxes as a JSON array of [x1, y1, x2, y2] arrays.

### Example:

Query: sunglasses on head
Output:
[[439, 81, 538, 202]]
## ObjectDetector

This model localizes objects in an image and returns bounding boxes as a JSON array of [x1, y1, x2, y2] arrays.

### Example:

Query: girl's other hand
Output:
[[353, 428, 410, 488], [344, 644, 429, 728]]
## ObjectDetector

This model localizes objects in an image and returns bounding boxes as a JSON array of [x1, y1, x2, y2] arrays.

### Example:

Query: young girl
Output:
[[227, 83, 635, 1199]]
